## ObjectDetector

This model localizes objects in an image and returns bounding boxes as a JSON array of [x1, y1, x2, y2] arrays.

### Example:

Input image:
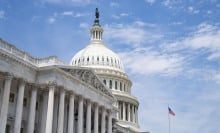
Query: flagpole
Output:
[[168, 112, 170, 133]]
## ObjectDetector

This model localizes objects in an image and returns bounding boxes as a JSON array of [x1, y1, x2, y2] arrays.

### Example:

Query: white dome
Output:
[[70, 40, 125, 72]]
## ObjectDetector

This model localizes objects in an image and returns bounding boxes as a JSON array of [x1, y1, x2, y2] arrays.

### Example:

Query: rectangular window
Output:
[[9, 93, 15, 103]]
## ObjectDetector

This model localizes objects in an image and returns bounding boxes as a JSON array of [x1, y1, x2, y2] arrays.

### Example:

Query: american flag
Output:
[[168, 107, 175, 116]]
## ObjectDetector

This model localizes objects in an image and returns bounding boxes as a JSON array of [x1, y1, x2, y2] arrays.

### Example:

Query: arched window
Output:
[[103, 80, 106, 85], [115, 81, 118, 90], [102, 56, 104, 62], [109, 80, 112, 89], [97, 57, 99, 62], [107, 57, 109, 62], [87, 57, 89, 62], [120, 82, 122, 91]]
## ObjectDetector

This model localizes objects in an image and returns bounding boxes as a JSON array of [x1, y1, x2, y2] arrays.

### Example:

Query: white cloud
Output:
[[74, 12, 89, 17], [111, 13, 129, 19], [170, 21, 183, 26], [188, 6, 200, 14], [39, 0, 91, 6], [0, 10, 5, 19], [213, 73, 220, 84], [162, 23, 220, 60], [47, 17, 56, 24], [104, 22, 162, 47], [134, 21, 156, 27], [62, 11, 73, 16], [207, 10, 212, 14], [79, 22, 88, 29], [110, 2, 119, 7], [145, 0, 156, 4], [120, 13, 128, 17], [162, 0, 182, 8], [119, 48, 184, 76]]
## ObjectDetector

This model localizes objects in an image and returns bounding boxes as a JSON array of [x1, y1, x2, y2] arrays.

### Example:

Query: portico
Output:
[[0, 38, 117, 133]]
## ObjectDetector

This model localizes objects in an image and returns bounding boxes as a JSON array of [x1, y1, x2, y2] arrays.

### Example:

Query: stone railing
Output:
[[0, 38, 66, 67]]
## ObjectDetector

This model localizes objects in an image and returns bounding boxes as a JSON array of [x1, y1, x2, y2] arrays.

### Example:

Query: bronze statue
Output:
[[95, 8, 99, 19]]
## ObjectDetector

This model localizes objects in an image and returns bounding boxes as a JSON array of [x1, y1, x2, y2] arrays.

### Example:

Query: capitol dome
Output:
[[70, 9, 141, 132], [70, 15, 124, 72]]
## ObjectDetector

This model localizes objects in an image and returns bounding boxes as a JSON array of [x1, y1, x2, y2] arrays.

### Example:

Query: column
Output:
[[123, 102, 125, 121], [57, 89, 65, 133], [52, 95, 59, 133], [27, 87, 37, 133], [86, 100, 91, 133], [45, 82, 55, 133], [0, 73, 12, 133], [136, 106, 139, 124], [107, 111, 112, 133], [116, 102, 119, 119], [131, 104, 134, 122], [94, 103, 99, 133], [101, 107, 106, 133], [77, 96, 83, 133], [39, 91, 47, 133], [68, 93, 75, 133], [128, 103, 130, 122], [134, 106, 136, 123], [14, 79, 26, 133]]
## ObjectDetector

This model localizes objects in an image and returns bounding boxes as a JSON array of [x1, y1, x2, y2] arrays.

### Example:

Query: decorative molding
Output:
[[60, 67, 114, 99]]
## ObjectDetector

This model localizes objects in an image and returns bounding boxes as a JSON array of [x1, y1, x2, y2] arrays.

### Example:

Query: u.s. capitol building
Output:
[[0, 9, 148, 133]]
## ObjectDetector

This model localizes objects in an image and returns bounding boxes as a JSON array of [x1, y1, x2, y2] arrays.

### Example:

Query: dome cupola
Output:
[[70, 8, 125, 72]]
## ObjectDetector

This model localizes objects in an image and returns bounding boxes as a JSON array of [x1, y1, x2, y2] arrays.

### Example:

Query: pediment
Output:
[[58, 66, 114, 99]]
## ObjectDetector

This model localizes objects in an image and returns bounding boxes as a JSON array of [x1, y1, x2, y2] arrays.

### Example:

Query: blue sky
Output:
[[1, 0, 220, 132]]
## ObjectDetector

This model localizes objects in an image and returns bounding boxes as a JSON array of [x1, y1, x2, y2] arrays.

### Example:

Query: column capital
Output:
[[29, 83, 38, 88], [68, 90, 75, 95], [93, 102, 99, 107], [48, 80, 57, 87], [107, 109, 112, 114], [58, 87, 65, 93], [86, 98, 92, 103], [78, 95, 83, 101], [4, 72, 13, 80], [100, 105, 106, 111], [18, 78, 26, 86]]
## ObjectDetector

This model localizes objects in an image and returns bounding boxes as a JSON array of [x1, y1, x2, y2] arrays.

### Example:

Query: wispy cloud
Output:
[[162, 0, 182, 8], [104, 22, 163, 47], [38, 0, 91, 6], [31, 16, 41, 22], [145, 0, 156, 4], [79, 22, 89, 29], [213, 72, 220, 84], [162, 23, 220, 61], [111, 13, 129, 19], [61, 11, 73, 16], [119, 48, 185, 76], [74, 12, 89, 17], [47, 17, 56, 24], [188, 6, 200, 14], [0, 10, 5, 19], [110, 2, 119, 7]]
